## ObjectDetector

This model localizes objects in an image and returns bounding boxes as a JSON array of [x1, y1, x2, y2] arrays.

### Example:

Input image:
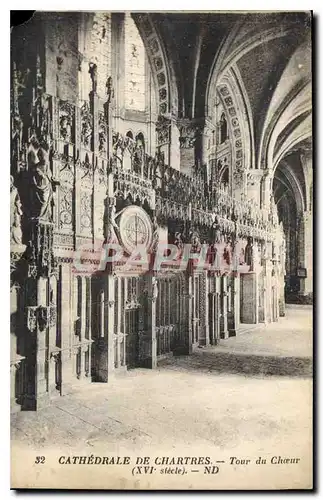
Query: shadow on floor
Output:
[[160, 351, 312, 378]]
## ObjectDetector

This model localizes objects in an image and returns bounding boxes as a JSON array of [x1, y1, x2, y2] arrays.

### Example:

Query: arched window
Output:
[[125, 14, 147, 111], [134, 132, 145, 174], [220, 113, 228, 143], [220, 166, 229, 187], [78, 13, 112, 101]]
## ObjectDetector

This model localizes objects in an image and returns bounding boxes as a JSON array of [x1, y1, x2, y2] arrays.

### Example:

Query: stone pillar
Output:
[[156, 115, 172, 165], [220, 274, 229, 338], [170, 119, 180, 170], [60, 264, 74, 395], [174, 272, 193, 355], [229, 273, 240, 336], [35, 277, 49, 408], [261, 170, 272, 209], [116, 277, 122, 368], [186, 273, 193, 354], [48, 275, 58, 395], [198, 271, 209, 346], [278, 272, 286, 317], [138, 274, 157, 368], [96, 273, 115, 381], [177, 118, 202, 176], [111, 13, 125, 133], [246, 170, 264, 206], [232, 169, 247, 202], [139, 274, 157, 368], [11, 357, 25, 413], [264, 241, 273, 323], [105, 274, 115, 376], [271, 266, 279, 322], [299, 211, 313, 297]]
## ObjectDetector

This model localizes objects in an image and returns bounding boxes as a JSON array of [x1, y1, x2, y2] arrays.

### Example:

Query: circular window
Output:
[[118, 206, 153, 254]]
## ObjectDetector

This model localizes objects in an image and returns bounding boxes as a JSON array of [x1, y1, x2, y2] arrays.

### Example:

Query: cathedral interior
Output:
[[10, 11, 312, 411]]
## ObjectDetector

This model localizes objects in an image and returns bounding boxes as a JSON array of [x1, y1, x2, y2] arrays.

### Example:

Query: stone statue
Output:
[[212, 221, 221, 244], [59, 115, 71, 143], [174, 232, 184, 253], [223, 240, 232, 266], [245, 236, 254, 270], [190, 232, 201, 253], [106, 76, 114, 103], [89, 63, 98, 93], [10, 176, 23, 245], [152, 278, 159, 303], [239, 246, 245, 265], [29, 146, 59, 221], [151, 215, 159, 253], [134, 136, 144, 170], [103, 199, 118, 243], [208, 242, 218, 266]]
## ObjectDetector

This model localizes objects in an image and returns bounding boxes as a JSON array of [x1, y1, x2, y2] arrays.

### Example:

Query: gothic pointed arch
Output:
[[258, 37, 312, 172], [207, 66, 254, 194]]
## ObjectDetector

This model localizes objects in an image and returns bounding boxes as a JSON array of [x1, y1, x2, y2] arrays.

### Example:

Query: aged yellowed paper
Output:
[[10, 10, 313, 490]]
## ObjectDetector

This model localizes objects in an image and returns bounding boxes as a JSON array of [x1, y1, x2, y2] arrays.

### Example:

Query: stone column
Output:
[[48, 275, 58, 395], [246, 170, 264, 206], [96, 273, 115, 381], [111, 13, 125, 133], [229, 273, 240, 336], [139, 274, 157, 368], [298, 211, 313, 297], [105, 274, 115, 376], [264, 241, 273, 323], [186, 273, 193, 354], [35, 276, 49, 409], [198, 270, 209, 346], [156, 115, 172, 165], [214, 275, 221, 342], [177, 118, 202, 176], [78, 275, 87, 379], [174, 272, 193, 355], [260, 170, 272, 209], [220, 274, 229, 338], [169, 119, 180, 170], [60, 264, 74, 395], [232, 169, 247, 202]]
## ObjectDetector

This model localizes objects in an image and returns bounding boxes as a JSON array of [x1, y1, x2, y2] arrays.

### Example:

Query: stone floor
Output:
[[11, 305, 313, 490]]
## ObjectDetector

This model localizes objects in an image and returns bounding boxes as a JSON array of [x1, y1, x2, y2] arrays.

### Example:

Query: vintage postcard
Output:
[[10, 10, 313, 490]]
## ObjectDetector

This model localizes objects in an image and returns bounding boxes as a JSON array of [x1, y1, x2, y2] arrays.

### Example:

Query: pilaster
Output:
[[220, 274, 229, 338]]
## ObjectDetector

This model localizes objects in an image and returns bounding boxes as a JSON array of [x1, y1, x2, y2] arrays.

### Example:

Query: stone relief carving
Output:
[[178, 121, 201, 149], [98, 112, 107, 155], [80, 101, 93, 148], [27, 305, 57, 332], [59, 187, 73, 231], [59, 101, 74, 143], [80, 191, 92, 233], [156, 116, 171, 146], [28, 144, 59, 222], [10, 176, 24, 246], [174, 231, 184, 252]]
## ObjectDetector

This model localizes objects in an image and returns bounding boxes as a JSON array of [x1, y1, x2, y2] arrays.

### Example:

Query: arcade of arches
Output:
[[10, 11, 312, 410]]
